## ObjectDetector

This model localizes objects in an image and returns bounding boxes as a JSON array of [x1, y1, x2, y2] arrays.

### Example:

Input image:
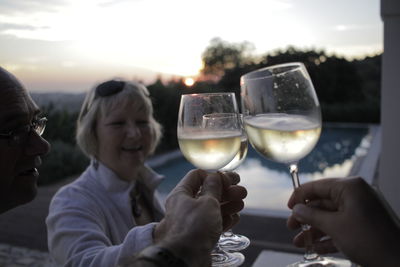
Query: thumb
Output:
[[292, 203, 334, 232], [200, 172, 223, 202], [169, 169, 207, 197]]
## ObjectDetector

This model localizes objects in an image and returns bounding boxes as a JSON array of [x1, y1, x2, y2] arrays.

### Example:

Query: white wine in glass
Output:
[[220, 135, 248, 171], [244, 114, 321, 165], [218, 115, 251, 252], [241, 62, 352, 267], [178, 131, 242, 171], [177, 93, 245, 267]]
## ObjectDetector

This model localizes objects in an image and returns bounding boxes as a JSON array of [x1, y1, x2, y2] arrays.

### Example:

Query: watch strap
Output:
[[136, 245, 188, 267]]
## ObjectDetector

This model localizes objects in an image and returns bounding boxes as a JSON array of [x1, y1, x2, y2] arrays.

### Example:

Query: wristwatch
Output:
[[136, 245, 188, 267]]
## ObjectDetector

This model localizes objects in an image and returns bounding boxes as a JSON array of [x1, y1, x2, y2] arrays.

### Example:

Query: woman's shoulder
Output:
[[50, 166, 105, 207]]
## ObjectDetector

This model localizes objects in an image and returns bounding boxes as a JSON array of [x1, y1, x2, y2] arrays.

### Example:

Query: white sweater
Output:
[[46, 160, 165, 267]]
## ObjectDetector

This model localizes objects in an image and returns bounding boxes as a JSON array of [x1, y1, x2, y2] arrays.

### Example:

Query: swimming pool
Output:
[[149, 123, 379, 217]]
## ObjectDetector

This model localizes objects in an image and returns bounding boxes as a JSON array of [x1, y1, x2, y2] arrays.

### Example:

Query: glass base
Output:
[[211, 246, 245, 267], [287, 256, 353, 267], [219, 232, 250, 252]]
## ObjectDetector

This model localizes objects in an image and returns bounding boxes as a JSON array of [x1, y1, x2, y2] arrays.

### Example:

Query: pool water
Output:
[[152, 124, 372, 216]]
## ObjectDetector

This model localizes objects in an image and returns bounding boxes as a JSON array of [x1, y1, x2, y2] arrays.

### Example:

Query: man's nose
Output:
[[25, 132, 51, 156]]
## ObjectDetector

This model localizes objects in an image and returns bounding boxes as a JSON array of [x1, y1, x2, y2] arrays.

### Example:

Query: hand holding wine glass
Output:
[[287, 177, 400, 267], [241, 62, 352, 266], [177, 92, 245, 266]]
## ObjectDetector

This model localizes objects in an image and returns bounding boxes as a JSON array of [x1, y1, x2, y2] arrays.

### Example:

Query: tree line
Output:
[[38, 37, 381, 185]]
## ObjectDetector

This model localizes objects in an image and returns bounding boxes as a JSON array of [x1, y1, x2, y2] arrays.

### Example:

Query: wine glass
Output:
[[218, 115, 251, 252], [177, 92, 245, 267], [241, 62, 352, 267]]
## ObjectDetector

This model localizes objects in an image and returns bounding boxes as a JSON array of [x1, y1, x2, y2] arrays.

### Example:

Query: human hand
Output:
[[220, 171, 247, 231], [154, 169, 246, 267], [287, 177, 400, 267]]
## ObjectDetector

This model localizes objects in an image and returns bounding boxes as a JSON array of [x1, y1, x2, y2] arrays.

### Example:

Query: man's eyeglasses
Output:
[[0, 117, 47, 146]]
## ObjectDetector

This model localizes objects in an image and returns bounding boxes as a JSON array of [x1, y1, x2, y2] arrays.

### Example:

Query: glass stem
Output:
[[222, 229, 234, 237], [289, 164, 319, 262]]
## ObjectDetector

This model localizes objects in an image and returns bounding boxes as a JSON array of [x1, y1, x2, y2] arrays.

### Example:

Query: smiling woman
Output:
[[44, 77, 247, 267], [46, 79, 167, 266]]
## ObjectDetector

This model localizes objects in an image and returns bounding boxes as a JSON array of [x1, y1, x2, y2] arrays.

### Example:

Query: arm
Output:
[[48, 170, 246, 267], [121, 170, 246, 267], [287, 177, 400, 267], [46, 188, 156, 267]]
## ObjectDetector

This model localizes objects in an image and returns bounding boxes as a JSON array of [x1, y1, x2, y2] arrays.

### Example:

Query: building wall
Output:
[[379, 0, 400, 216]]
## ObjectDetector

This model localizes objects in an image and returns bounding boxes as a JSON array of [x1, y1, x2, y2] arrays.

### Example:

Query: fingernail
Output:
[[292, 204, 309, 222]]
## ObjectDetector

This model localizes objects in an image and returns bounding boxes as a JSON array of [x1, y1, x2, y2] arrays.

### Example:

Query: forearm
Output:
[[157, 238, 211, 267], [124, 242, 210, 267], [362, 246, 400, 267], [152, 219, 215, 267], [351, 188, 400, 267], [47, 207, 157, 266], [49, 226, 157, 266], [363, 226, 400, 267], [367, 189, 400, 267]]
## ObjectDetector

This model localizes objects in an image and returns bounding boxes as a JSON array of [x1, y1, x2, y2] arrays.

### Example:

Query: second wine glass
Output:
[[177, 92, 245, 267], [218, 114, 250, 253], [241, 62, 352, 267]]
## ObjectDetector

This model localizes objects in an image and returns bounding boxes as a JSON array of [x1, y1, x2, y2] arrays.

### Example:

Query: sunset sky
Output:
[[0, 0, 382, 92]]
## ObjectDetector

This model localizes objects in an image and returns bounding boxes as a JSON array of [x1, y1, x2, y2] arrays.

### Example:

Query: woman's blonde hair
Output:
[[76, 79, 162, 158]]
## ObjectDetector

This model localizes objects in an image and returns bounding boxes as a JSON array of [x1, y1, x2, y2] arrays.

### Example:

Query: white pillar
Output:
[[379, 0, 400, 216]]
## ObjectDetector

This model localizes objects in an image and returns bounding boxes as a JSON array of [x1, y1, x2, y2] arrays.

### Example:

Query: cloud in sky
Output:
[[0, 0, 383, 92], [0, 0, 67, 13], [97, 0, 145, 7], [0, 23, 43, 32]]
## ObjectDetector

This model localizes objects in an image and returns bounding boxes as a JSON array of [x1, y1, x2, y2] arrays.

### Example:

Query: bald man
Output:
[[0, 66, 50, 213]]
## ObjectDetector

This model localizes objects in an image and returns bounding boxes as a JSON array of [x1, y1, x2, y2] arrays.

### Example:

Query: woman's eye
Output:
[[137, 120, 149, 126], [110, 121, 125, 126]]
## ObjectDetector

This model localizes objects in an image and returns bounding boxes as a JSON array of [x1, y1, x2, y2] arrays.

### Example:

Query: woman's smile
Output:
[[120, 144, 145, 157], [121, 145, 143, 152]]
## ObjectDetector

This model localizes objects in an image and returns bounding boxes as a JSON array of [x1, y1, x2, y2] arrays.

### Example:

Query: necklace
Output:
[[131, 184, 142, 217]]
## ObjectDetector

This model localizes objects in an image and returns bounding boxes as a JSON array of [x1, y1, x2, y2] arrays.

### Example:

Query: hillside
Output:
[[31, 92, 86, 112]]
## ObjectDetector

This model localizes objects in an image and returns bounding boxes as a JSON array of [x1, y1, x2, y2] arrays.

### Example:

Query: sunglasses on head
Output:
[[95, 80, 126, 98], [94, 80, 150, 99], [83, 80, 150, 116]]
